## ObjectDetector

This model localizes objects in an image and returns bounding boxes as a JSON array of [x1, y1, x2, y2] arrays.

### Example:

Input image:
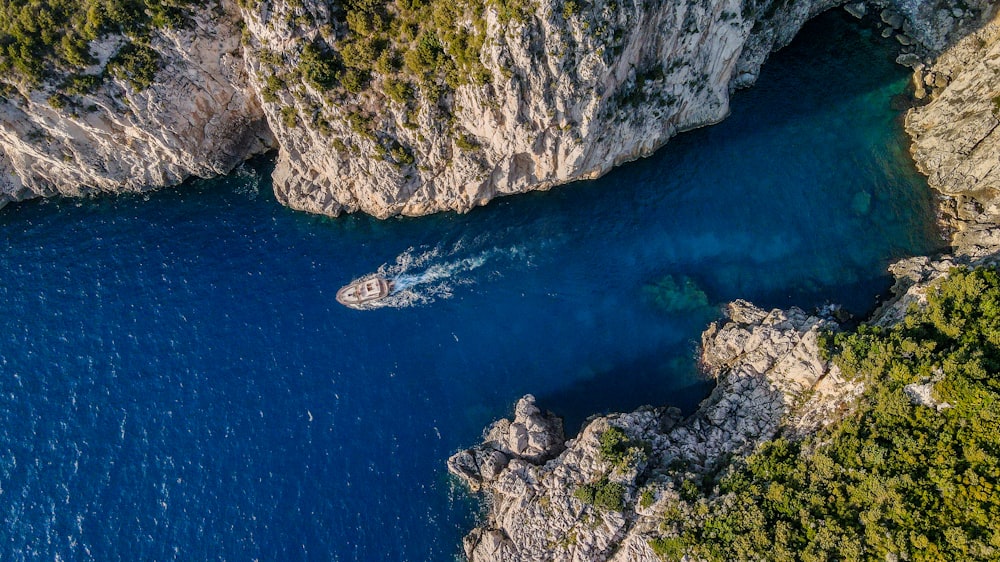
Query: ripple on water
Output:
[[0, 12, 942, 562]]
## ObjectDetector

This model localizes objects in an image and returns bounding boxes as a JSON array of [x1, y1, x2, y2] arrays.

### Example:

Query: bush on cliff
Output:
[[0, 0, 192, 88], [573, 475, 626, 512], [598, 426, 651, 471], [651, 266, 1000, 561]]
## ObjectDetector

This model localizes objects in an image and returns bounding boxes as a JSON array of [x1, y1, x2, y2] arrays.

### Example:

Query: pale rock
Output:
[[844, 2, 867, 19], [0, 1, 274, 205], [906, 6, 1000, 254], [904, 380, 952, 411], [450, 300, 858, 561], [0, 0, 991, 218]]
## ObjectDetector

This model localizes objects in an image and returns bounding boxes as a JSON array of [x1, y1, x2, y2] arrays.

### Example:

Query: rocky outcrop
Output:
[[905, 6, 1000, 253], [0, 0, 989, 217], [0, 1, 274, 206], [441, 3, 1000, 561], [241, 0, 851, 217], [448, 395, 565, 493], [238, 0, 989, 218], [449, 300, 855, 562]]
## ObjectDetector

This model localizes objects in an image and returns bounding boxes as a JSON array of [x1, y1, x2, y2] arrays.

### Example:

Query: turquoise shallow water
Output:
[[0, 12, 942, 561]]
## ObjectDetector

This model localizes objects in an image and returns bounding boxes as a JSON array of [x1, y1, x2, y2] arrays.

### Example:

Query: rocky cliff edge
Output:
[[448, 300, 859, 562], [0, 0, 992, 217]]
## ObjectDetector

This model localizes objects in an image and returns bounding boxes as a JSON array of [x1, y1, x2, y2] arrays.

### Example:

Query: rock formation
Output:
[[906, 8, 1000, 253], [0, 3, 274, 210], [0, 0, 993, 217], [448, 301, 859, 562]]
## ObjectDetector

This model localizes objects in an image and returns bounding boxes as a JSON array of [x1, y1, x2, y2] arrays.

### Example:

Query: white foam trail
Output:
[[348, 242, 528, 309], [232, 164, 261, 199]]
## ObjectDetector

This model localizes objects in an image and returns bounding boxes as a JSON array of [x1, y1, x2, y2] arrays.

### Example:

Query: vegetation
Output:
[[0, 0, 193, 90], [281, 0, 499, 104], [598, 426, 650, 472], [574, 475, 626, 512], [650, 266, 1000, 561]]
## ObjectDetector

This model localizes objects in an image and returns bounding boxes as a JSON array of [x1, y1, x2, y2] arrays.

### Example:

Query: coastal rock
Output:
[[450, 301, 853, 561], [905, 6, 1000, 254], [448, 394, 564, 493], [844, 3, 867, 19], [1, 0, 985, 217], [239, 0, 849, 218], [0, 1, 274, 205]]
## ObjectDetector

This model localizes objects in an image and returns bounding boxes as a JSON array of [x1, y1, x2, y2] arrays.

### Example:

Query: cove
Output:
[[0, 11, 942, 562]]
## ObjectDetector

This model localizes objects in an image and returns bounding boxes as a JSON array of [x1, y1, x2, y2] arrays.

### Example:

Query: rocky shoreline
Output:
[[0, 0, 994, 217], [2, 1, 1000, 558], [445, 4, 1000, 560], [448, 300, 856, 561], [447, 248, 1000, 561]]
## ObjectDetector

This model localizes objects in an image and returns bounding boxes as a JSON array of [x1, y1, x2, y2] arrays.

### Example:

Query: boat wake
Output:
[[354, 242, 527, 309]]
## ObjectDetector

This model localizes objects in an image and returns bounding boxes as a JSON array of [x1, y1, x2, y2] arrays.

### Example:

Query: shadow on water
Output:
[[538, 354, 715, 435], [720, 10, 913, 137]]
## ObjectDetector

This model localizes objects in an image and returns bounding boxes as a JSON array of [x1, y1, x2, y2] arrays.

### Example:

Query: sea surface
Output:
[[0, 12, 943, 561]]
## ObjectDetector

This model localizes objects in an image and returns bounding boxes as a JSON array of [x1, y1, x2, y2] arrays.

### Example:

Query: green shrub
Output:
[[62, 73, 102, 95], [562, 0, 579, 18], [298, 41, 340, 90], [598, 426, 650, 470], [107, 41, 161, 91], [574, 476, 626, 512], [384, 78, 413, 104], [639, 487, 656, 508], [339, 68, 369, 94], [389, 144, 415, 165], [659, 266, 1000, 561], [261, 75, 283, 103], [0, 0, 192, 87], [649, 537, 687, 561], [47, 93, 69, 109], [454, 133, 479, 151], [280, 106, 298, 128]]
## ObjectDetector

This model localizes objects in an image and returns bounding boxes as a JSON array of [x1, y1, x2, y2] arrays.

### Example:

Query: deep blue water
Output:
[[0, 12, 942, 561]]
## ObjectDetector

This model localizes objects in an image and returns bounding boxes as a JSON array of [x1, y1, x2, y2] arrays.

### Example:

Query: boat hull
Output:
[[336, 276, 392, 308]]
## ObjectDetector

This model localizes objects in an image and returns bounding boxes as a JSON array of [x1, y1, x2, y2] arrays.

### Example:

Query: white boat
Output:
[[336, 276, 392, 308]]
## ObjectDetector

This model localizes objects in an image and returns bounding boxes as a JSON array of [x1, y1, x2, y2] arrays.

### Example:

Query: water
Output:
[[0, 12, 942, 562]]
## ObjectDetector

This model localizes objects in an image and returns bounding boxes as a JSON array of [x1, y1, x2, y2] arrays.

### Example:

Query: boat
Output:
[[336, 275, 393, 308]]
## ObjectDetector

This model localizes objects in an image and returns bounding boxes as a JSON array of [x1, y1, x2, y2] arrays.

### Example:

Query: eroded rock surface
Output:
[[906, 6, 1000, 253], [1, 0, 990, 218], [449, 301, 853, 562], [0, 1, 273, 206]]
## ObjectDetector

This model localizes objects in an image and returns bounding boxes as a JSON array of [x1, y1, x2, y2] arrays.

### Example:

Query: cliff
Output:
[[0, 0, 991, 216], [906, 8, 1000, 253], [0, 2, 273, 210], [448, 301, 857, 561]]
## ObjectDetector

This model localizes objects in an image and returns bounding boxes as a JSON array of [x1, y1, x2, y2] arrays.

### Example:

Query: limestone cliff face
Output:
[[905, 6, 1000, 252], [0, 2, 273, 210], [243, 0, 846, 218], [0, 0, 991, 217], [449, 302, 852, 562]]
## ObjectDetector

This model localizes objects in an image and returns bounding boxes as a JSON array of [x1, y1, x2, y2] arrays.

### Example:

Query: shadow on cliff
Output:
[[707, 10, 913, 145]]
